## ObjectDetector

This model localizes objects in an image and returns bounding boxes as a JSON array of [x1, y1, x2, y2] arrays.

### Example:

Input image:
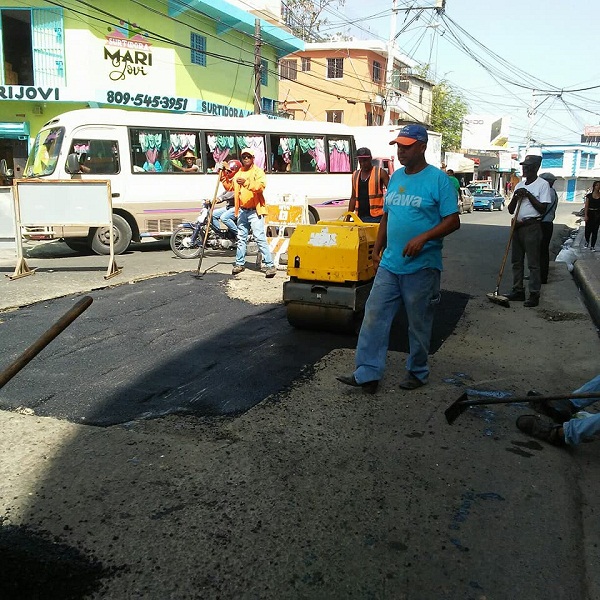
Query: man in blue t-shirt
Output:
[[337, 124, 460, 393]]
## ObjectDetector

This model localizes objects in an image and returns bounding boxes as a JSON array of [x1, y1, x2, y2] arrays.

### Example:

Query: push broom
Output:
[[487, 195, 522, 308]]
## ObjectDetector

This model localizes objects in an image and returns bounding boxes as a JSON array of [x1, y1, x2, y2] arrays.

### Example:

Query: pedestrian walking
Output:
[[538, 172, 559, 284], [584, 181, 600, 251], [337, 124, 460, 393], [348, 147, 390, 223], [221, 148, 277, 278], [504, 155, 552, 307]]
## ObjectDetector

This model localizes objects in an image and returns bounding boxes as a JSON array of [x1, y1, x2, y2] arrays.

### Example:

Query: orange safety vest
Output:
[[352, 166, 384, 217]]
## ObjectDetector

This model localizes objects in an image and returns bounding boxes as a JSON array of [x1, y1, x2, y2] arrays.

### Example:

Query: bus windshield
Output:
[[24, 127, 65, 177]]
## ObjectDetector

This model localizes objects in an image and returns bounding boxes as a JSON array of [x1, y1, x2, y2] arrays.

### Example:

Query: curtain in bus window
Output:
[[299, 137, 326, 172], [328, 138, 351, 172], [207, 134, 234, 166], [235, 135, 266, 169], [169, 132, 196, 160], [138, 132, 164, 172], [32, 8, 66, 87], [278, 137, 299, 172]]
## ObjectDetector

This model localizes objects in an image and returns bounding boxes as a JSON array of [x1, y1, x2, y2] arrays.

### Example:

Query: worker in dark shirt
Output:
[[349, 147, 390, 223]]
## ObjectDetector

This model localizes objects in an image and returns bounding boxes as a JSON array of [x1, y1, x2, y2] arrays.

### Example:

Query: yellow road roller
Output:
[[283, 213, 379, 333]]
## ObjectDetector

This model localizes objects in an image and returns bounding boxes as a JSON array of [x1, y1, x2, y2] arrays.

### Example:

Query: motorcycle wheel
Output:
[[170, 226, 203, 259]]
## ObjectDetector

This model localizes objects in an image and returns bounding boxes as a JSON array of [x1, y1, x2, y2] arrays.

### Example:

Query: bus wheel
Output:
[[308, 209, 317, 224], [89, 214, 132, 255], [63, 238, 92, 253]]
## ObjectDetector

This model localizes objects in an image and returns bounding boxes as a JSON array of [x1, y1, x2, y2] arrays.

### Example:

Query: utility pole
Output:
[[382, 0, 398, 125], [254, 19, 262, 115]]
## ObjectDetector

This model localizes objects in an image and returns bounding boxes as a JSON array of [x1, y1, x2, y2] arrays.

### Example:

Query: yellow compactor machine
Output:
[[283, 213, 379, 333]]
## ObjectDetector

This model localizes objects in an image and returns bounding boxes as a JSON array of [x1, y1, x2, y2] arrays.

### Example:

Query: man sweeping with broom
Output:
[[503, 154, 552, 307]]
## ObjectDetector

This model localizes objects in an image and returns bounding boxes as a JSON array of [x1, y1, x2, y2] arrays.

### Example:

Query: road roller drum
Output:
[[283, 214, 379, 333]]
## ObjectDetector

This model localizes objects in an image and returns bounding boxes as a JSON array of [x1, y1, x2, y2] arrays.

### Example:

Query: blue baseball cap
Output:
[[389, 124, 429, 146]]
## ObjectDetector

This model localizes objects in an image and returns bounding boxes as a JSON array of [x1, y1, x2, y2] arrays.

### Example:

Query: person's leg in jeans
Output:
[[511, 228, 526, 293], [354, 267, 401, 384], [539, 221, 553, 284], [563, 413, 600, 445], [523, 223, 542, 296], [212, 207, 226, 232], [403, 268, 440, 383], [247, 210, 275, 268], [221, 207, 238, 235], [235, 210, 249, 267]]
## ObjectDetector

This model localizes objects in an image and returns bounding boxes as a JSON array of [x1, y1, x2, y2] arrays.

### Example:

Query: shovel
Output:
[[445, 388, 600, 425], [194, 168, 224, 279], [0, 296, 93, 390]]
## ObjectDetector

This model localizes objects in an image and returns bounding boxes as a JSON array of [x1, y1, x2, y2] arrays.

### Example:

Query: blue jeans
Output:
[[235, 208, 274, 268], [213, 206, 238, 235], [354, 266, 441, 384], [563, 374, 600, 445]]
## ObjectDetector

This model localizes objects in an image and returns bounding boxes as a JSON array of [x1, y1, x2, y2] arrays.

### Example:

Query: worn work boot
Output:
[[527, 391, 575, 424], [399, 372, 427, 390], [336, 374, 379, 394], [516, 415, 566, 447], [232, 265, 245, 275], [265, 267, 277, 278], [524, 293, 540, 307], [505, 290, 526, 301]]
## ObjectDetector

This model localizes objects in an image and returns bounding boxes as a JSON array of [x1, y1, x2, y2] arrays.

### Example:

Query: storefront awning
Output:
[[0, 121, 29, 139]]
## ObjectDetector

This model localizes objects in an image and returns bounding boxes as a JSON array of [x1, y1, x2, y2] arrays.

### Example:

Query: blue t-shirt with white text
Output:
[[380, 164, 458, 275]]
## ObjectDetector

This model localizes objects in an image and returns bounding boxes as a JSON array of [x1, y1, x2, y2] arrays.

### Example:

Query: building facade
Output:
[[518, 145, 600, 202], [277, 41, 432, 127], [0, 0, 302, 180]]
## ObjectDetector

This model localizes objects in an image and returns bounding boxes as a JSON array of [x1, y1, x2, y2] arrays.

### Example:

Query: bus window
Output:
[[327, 137, 351, 173], [69, 139, 120, 174], [24, 127, 65, 177], [168, 131, 200, 173], [299, 137, 326, 172], [205, 132, 266, 171], [130, 129, 169, 173]]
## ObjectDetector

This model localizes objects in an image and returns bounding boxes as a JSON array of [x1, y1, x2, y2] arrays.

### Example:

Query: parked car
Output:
[[473, 189, 505, 211], [458, 187, 474, 214]]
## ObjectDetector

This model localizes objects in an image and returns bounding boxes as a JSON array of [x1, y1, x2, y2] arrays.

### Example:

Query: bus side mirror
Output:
[[66, 153, 81, 174]]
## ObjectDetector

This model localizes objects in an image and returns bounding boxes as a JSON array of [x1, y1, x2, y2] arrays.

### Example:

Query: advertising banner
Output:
[[461, 115, 510, 151]]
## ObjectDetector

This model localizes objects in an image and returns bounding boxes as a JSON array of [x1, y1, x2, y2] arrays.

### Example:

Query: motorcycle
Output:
[[170, 200, 260, 261]]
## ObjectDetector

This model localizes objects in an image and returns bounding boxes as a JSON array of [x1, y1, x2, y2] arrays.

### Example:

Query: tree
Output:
[[283, 0, 346, 42], [431, 80, 469, 153]]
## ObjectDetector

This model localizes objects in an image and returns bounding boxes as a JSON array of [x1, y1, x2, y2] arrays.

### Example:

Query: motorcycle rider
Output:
[[214, 160, 241, 236]]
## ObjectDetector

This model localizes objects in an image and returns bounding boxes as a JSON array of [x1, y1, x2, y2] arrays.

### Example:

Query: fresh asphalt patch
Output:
[[0, 273, 469, 426]]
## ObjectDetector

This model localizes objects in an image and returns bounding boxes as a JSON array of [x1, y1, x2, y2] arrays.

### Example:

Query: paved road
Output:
[[0, 271, 469, 425]]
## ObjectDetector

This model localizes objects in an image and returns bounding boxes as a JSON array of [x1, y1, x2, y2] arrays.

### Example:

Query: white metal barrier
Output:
[[8, 179, 121, 280]]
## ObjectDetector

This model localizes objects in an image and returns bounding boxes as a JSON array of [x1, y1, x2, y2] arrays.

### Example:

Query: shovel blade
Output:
[[444, 392, 470, 425]]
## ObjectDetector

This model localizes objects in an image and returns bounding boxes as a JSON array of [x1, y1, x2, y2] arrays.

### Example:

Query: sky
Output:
[[318, 0, 600, 148]]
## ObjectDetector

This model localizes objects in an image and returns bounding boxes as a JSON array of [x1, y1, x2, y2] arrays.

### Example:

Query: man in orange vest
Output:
[[349, 147, 390, 223]]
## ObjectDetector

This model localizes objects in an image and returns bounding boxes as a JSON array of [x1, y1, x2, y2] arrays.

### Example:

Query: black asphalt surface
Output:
[[0, 272, 469, 426]]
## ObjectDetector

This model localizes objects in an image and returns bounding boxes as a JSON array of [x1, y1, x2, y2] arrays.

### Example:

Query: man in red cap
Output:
[[337, 124, 460, 393], [349, 147, 390, 223]]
